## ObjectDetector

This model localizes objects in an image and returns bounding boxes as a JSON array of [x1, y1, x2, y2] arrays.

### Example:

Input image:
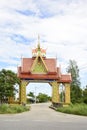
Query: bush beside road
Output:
[[0, 104, 30, 114], [57, 103, 87, 116]]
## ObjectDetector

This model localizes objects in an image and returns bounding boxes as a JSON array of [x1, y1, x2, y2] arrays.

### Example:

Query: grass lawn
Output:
[[0, 104, 30, 114], [57, 103, 87, 116]]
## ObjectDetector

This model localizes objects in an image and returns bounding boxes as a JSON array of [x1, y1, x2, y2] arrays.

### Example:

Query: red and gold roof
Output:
[[17, 40, 72, 83]]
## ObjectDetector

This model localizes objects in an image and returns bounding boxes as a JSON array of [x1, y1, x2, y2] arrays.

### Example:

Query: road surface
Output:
[[0, 103, 87, 130]]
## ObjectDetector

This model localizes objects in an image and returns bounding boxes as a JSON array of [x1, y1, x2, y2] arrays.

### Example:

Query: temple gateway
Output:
[[17, 39, 72, 106]]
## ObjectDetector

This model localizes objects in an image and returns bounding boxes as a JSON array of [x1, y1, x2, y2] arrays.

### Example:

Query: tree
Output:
[[37, 93, 50, 103], [0, 69, 20, 103], [83, 85, 87, 104], [67, 60, 82, 103], [27, 92, 35, 104], [27, 92, 35, 98]]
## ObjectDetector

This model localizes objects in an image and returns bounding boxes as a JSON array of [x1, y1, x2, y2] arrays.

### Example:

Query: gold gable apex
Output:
[[31, 54, 48, 74]]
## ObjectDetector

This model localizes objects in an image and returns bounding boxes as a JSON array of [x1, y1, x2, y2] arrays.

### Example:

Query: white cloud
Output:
[[0, 0, 87, 87]]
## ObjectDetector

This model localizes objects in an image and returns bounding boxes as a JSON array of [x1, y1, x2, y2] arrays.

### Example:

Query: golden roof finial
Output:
[[37, 34, 40, 51], [38, 34, 40, 43]]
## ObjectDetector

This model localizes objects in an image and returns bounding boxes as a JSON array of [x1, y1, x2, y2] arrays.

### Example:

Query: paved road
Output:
[[0, 103, 87, 130]]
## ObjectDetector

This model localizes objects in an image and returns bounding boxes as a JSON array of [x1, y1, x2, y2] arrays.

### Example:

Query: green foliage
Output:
[[37, 93, 50, 103], [83, 98, 87, 104], [67, 60, 80, 86], [83, 86, 87, 104], [27, 92, 35, 104], [0, 69, 20, 103], [67, 60, 82, 103], [60, 91, 65, 102], [57, 103, 87, 116], [27, 92, 35, 98], [0, 104, 29, 114], [71, 85, 82, 103]]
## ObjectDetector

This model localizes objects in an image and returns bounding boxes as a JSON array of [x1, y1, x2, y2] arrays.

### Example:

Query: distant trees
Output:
[[67, 60, 82, 103], [0, 69, 20, 103], [27, 92, 51, 103], [27, 92, 35, 98], [37, 93, 51, 103], [27, 92, 35, 103]]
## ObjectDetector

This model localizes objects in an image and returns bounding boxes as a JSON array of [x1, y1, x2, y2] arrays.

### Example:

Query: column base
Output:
[[52, 102, 63, 108]]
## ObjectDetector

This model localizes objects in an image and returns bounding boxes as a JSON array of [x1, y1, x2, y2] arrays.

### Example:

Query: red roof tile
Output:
[[21, 58, 57, 73], [21, 58, 33, 72], [45, 58, 57, 73], [59, 74, 72, 82], [17, 57, 72, 83]]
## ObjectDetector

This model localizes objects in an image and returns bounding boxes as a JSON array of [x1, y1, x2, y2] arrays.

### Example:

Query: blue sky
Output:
[[0, 0, 87, 96]]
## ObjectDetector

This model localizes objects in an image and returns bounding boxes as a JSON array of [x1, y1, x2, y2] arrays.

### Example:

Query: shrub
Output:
[[0, 104, 9, 113], [57, 103, 87, 116], [83, 97, 87, 104], [0, 104, 30, 114]]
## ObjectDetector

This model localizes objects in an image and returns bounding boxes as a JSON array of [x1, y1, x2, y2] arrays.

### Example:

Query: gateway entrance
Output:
[[17, 39, 72, 106]]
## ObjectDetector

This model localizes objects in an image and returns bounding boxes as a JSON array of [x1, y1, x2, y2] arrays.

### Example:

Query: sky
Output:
[[0, 0, 87, 96]]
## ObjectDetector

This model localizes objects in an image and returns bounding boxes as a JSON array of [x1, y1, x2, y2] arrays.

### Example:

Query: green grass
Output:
[[57, 103, 87, 116], [0, 104, 30, 114]]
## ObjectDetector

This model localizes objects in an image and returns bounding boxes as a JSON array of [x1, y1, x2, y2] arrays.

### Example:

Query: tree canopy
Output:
[[67, 60, 82, 103], [0, 69, 20, 103], [37, 93, 51, 103]]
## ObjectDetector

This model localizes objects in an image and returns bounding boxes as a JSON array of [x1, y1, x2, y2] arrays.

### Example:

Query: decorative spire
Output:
[[37, 34, 40, 51], [38, 34, 40, 44], [32, 35, 46, 57]]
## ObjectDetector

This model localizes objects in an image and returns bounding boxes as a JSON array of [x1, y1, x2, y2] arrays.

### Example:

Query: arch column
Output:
[[50, 81, 60, 106], [64, 83, 70, 104], [19, 80, 29, 104]]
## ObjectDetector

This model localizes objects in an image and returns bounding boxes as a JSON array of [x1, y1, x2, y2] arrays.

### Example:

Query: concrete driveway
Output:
[[0, 103, 87, 130]]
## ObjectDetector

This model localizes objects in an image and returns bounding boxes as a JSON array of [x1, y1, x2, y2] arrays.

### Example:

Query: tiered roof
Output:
[[17, 39, 72, 83]]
